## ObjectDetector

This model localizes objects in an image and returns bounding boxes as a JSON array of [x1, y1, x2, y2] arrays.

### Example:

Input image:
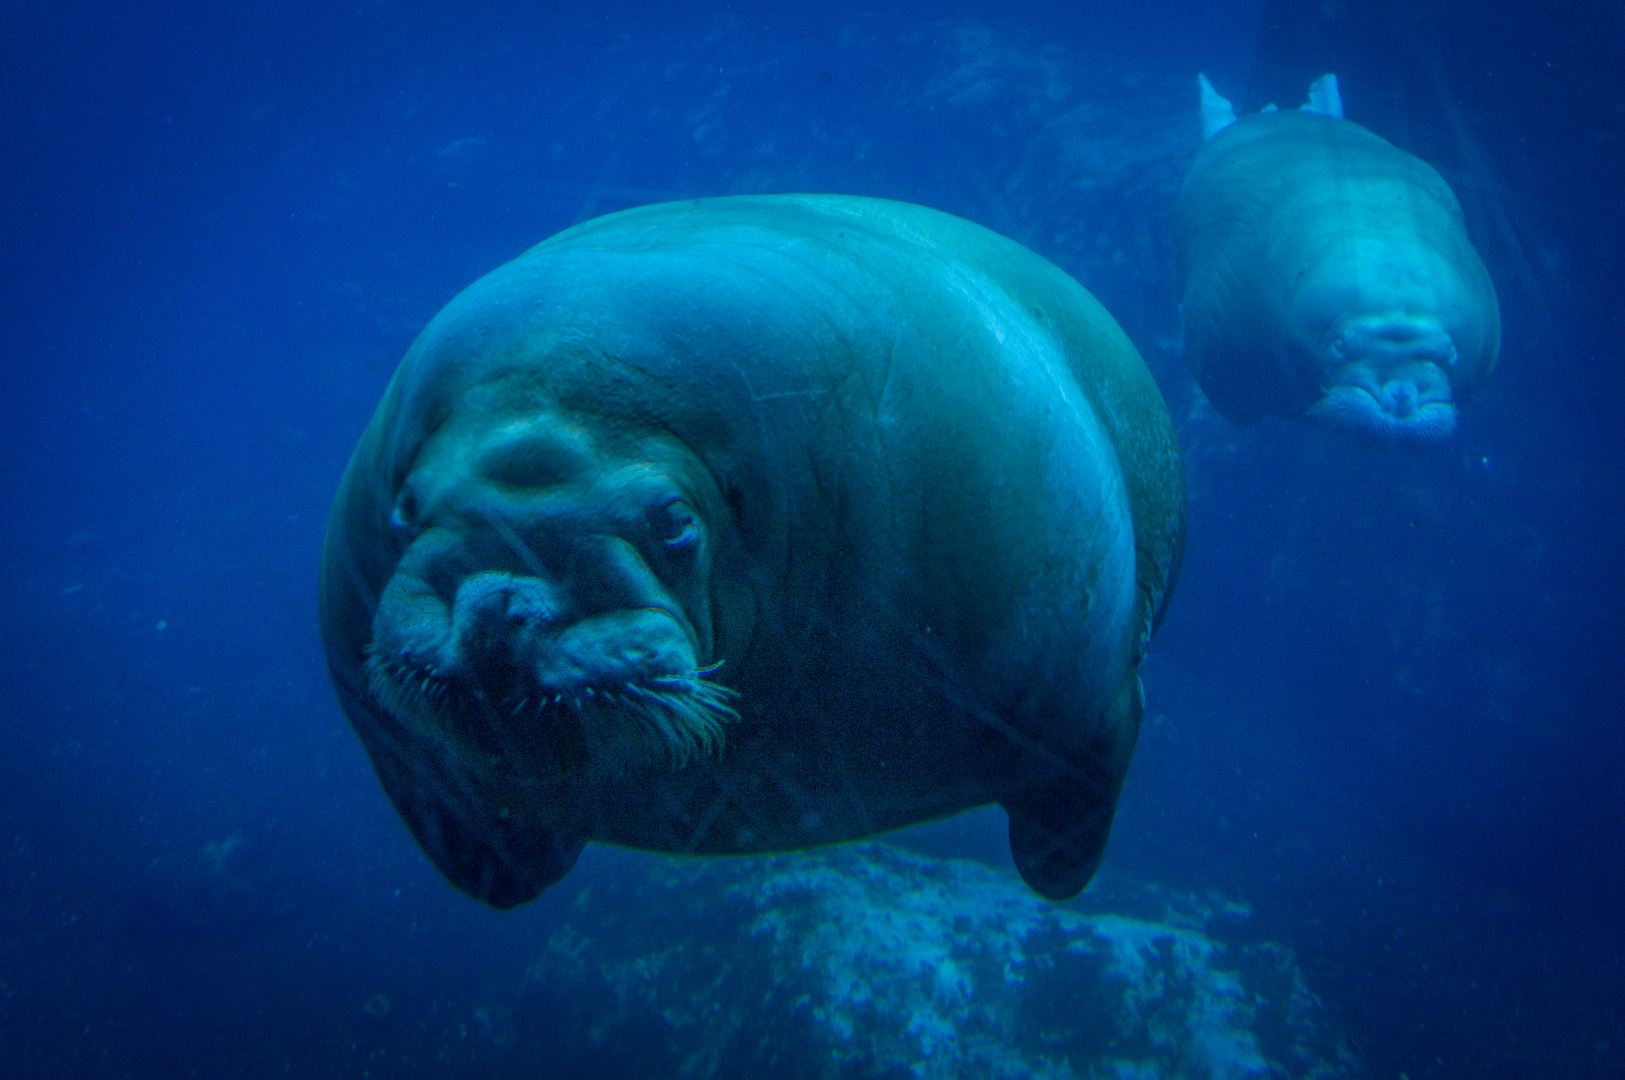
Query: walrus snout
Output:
[[446, 571, 567, 669], [533, 608, 699, 690], [441, 569, 701, 692], [365, 526, 736, 775], [1308, 314, 1460, 441]]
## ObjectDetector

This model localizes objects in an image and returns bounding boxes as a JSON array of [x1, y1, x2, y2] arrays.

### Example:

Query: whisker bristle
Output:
[[364, 643, 740, 776]]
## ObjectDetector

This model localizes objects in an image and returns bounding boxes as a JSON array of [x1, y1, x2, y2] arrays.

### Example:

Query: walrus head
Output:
[[363, 379, 738, 784], [1285, 237, 1494, 444]]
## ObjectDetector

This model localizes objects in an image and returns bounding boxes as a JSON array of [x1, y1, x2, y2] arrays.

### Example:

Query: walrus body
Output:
[[1176, 76, 1499, 441], [319, 195, 1185, 908]]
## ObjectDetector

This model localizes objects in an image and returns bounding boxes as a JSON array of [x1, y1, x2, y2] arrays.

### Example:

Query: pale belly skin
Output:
[[319, 195, 1186, 908]]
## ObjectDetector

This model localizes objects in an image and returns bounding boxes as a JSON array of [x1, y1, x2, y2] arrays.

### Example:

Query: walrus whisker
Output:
[[601, 675, 736, 771], [639, 704, 682, 753], [567, 693, 674, 775], [364, 645, 551, 771]]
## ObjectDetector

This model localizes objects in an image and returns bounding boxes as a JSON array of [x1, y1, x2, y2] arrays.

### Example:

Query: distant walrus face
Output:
[[363, 386, 737, 781], [1307, 311, 1461, 443]]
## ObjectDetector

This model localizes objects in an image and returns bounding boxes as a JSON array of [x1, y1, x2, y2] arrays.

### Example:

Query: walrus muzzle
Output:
[[1308, 312, 1461, 442], [364, 530, 736, 779]]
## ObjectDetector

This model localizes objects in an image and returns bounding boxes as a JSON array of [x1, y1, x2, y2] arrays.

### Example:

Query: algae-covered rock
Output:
[[519, 844, 1356, 1078]]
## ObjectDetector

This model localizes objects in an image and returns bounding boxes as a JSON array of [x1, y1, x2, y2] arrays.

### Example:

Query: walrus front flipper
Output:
[[1005, 777, 1119, 900], [333, 672, 584, 909], [1003, 674, 1144, 901], [389, 767, 585, 911]]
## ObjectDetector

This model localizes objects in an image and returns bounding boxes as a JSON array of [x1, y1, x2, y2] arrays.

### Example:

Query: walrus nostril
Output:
[[1385, 381, 1418, 417], [454, 571, 565, 630]]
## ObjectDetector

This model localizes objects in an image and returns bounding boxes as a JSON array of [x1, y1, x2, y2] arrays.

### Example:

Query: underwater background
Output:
[[2, 0, 1621, 1076]]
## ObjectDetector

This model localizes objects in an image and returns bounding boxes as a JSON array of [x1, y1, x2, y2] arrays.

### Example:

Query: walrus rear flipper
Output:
[[1003, 674, 1144, 901]]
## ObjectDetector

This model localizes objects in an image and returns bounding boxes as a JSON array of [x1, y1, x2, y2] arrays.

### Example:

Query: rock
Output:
[[518, 843, 1355, 1078]]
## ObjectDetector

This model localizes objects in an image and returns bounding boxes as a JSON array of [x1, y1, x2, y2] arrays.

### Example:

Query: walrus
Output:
[[1175, 74, 1500, 442], [319, 195, 1186, 908]]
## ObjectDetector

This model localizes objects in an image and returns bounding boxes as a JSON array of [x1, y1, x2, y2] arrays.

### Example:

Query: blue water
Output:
[[2, 1, 1620, 1077]]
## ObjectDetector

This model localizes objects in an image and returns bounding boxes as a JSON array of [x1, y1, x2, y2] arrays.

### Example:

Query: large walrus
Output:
[[1175, 75, 1500, 442], [319, 195, 1186, 908]]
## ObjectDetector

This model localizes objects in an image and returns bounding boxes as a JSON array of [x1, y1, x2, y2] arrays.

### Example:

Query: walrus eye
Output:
[[655, 499, 700, 551], [390, 489, 419, 531]]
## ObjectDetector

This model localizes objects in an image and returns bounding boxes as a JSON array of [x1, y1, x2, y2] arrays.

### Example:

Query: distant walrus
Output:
[[1175, 75, 1500, 441], [319, 195, 1186, 908]]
